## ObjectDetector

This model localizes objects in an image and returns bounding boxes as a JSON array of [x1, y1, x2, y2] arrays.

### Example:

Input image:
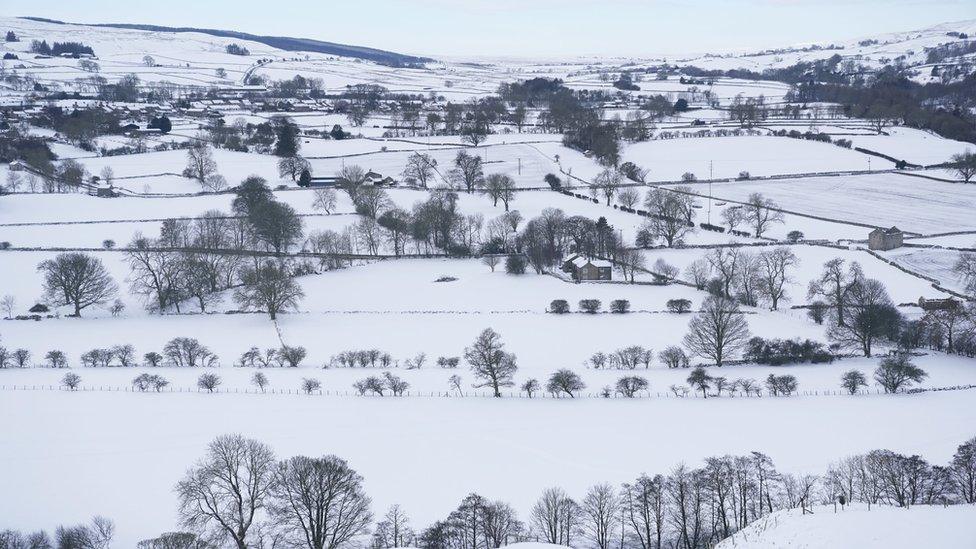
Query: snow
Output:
[[622, 136, 881, 182], [1, 389, 973, 547], [717, 504, 976, 549], [702, 173, 976, 235]]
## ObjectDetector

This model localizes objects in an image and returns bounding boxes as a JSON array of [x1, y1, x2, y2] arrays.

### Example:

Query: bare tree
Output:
[[176, 435, 276, 549], [531, 488, 580, 546], [744, 193, 784, 238], [643, 189, 694, 247], [808, 258, 864, 326], [278, 156, 310, 181], [373, 505, 415, 548], [482, 255, 500, 272], [251, 372, 269, 392], [402, 152, 438, 188], [269, 455, 373, 549], [756, 247, 798, 310], [449, 150, 484, 193], [591, 168, 622, 205], [707, 247, 741, 299], [234, 261, 305, 320], [61, 372, 82, 390], [484, 173, 517, 211], [617, 187, 640, 209], [682, 296, 750, 366], [183, 144, 219, 188], [38, 252, 118, 316], [464, 328, 517, 397], [950, 151, 976, 183], [312, 188, 338, 214], [1, 294, 15, 318], [581, 484, 620, 549]]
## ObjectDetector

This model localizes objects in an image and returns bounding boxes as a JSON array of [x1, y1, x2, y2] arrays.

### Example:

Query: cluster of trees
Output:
[[586, 346, 655, 369], [743, 337, 834, 366], [77, 434, 974, 549], [29, 39, 95, 56], [206, 115, 302, 155], [684, 246, 798, 310], [237, 345, 308, 368], [353, 371, 410, 396]]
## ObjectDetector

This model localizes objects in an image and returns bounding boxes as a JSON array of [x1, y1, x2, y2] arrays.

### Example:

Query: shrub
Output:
[[505, 254, 527, 274], [807, 301, 827, 325], [765, 374, 798, 396], [197, 373, 221, 392], [102, 239, 116, 249], [437, 356, 460, 368], [549, 299, 570, 314], [666, 298, 692, 314], [164, 337, 217, 367], [61, 372, 82, 390], [610, 299, 631, 314], [659, 346, 689, 369], [615, 375, 648, 397], [874, 354, 927, 393], [278, 346, 307, 367], [546, 369, 585, 397], [301, 378, 321, 394], [744, 337, 834, 365], [840, 370, 868, 395], [544, 173, 562, 189], [579, 299, 602, 314]]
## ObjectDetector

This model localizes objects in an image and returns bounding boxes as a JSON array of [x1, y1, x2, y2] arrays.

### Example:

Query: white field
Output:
[[2, 14, 976, 546], [1, 389, 973, 547], [639, 244, 947, 305], [622, 136, 882, 181], [848, 127, 975, 166], [717, 503, 976, 549], [879, 247, 971, 295], [702, 173, 976, 235]]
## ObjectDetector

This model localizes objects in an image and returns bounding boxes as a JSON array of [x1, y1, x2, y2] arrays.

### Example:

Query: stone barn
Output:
[[868, 227, 903, 251]]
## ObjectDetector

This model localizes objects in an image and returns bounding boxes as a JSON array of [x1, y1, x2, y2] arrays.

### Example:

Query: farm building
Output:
[[918, 297, 961, 312], [562, 255, 613, 281], [868, 226, 904, 250]]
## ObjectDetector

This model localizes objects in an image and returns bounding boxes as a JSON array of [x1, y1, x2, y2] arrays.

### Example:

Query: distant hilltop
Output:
[[19, 16, 433, 67]]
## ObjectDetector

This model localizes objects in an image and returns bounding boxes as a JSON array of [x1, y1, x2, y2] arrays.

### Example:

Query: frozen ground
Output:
[[701, 173, 976, 235], [717, 503, 976, 549], [622, 136, 881, 182], [1, 389, 972, 547]]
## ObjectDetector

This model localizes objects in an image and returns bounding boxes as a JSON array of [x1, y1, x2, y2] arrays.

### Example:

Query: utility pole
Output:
[[518, 157, 522, 176], [708, 160, 713, 225]]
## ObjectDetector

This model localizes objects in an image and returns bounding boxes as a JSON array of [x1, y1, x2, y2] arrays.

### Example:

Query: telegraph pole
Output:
[[708, 160, 714, 225]]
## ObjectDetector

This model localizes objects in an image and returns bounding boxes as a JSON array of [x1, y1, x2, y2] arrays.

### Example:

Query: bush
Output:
[[615, 375, 648, 397], [765, 374, 798, 396], [62, 372, 82, 390], [197, 373, 221, 392], [666, 298, 692, 313], [874, 354, 927, 393], [505, 254, 527, 274], [579, 299, 602, 314], [301, 378, 321, 394], [659, 346, 689, 368], [807, 301, 827, 325], [546, 369, 585, 397], [610, 299, 631, 314], [786, 230, 804, 243], [681, 172, 697, 182], [744, 337, 834, 365], [549, 299, 570, 314], [544, 173, 562, 189], [737, 171, 751, 180]]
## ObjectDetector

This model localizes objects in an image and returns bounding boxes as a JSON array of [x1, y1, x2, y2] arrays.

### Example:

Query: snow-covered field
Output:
[[701, 173, 976, 235], [717, 503, 976, 549], [1, 388, 974, 547], [2, 13, 975, 548], [622, 136, 881, 181]]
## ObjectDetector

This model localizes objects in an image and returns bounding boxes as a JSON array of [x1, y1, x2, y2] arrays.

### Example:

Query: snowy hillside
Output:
[[717, 504, 976, 548]]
